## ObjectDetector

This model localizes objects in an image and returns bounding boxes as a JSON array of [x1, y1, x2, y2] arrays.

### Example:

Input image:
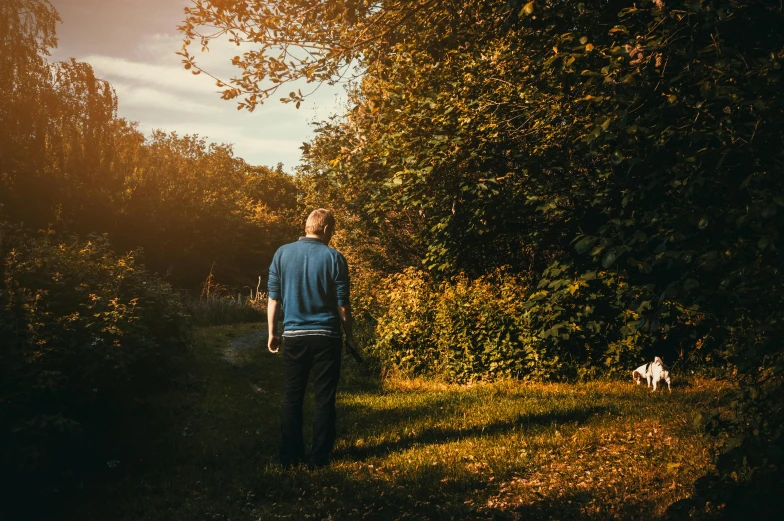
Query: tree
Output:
[[178, 0, 460, 110], [1, 0, 60, 223]]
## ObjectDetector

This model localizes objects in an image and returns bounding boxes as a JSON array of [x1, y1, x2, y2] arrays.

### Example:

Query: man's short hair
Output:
[[305, 208, 335, 235]]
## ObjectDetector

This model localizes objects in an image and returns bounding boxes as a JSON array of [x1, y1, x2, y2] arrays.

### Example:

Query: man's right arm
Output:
[[267, 297, 281, 353]]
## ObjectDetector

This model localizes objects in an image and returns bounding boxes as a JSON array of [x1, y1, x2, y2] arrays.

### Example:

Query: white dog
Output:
[[632, 357, 672, 392], [632, 362, 651, 386], [649, 356, 671, 392]]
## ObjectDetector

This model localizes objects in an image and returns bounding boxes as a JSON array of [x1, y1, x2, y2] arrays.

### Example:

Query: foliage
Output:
[[188, 0, 783, 353], [373, 264, 654, 382], [178, 0, 448, 110], [0, 225, 190, 514], [1, 230, 189, 356], [2, 0, 299, 293], [113, 131, 298, 289]]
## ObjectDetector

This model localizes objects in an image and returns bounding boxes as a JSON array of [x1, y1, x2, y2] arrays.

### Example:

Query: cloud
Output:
[[142, 118, 306, 167], [83, 54, 220, 97], [61, 31, 348, 169], [110, 82, 221, 114]]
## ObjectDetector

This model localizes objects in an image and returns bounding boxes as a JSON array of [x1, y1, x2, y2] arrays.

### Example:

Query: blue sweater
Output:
[[268, 237, 350, 337]]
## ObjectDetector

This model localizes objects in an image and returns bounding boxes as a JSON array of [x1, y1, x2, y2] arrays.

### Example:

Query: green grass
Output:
[[72, 324, 732, 520]]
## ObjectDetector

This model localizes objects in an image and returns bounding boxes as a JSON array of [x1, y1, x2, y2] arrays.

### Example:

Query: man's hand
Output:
[[345, 336, 358, 353], [268, 334, 281, 354]]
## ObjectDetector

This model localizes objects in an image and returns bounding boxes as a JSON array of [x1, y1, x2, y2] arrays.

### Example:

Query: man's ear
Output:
[[323, 224, 334, 237]]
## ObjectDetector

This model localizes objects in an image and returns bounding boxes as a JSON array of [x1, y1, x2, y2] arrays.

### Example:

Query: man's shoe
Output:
[[281, 454, 305, 469]]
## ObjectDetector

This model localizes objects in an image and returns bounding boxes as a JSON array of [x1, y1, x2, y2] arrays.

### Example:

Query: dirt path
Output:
[[221, 328, 267, 367]]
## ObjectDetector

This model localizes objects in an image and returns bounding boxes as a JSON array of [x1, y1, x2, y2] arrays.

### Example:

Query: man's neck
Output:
[[304, 233, 329, 245]]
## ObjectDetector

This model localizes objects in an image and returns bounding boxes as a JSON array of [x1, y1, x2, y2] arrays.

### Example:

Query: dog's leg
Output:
[[652, 379, 658, 392]]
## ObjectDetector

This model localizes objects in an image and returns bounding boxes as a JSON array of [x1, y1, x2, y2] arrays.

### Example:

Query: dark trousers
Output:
[[281, 335, 342, 466]]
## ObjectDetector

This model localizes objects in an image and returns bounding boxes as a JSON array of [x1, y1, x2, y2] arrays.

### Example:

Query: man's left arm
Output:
[[338, 303, 355, 351], [335, 254, 355, 350]]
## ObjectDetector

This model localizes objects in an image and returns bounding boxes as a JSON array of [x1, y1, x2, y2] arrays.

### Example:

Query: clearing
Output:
[[72, 324, 730, 520]]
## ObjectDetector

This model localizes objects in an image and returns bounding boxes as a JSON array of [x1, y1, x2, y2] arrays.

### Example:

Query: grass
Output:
[[183, 294, 266, 325], [69, 324, 733, 521]]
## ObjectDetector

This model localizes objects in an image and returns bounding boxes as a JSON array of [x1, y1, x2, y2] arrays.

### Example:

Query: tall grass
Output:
[[184, 266, 267, 325], [183, 292, 266, 325]]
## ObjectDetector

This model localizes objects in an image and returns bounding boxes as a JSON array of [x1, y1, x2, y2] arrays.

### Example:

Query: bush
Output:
[[371, 262, 683, 382], [2, 232, 189, 355], [0, 227, 190, 514]]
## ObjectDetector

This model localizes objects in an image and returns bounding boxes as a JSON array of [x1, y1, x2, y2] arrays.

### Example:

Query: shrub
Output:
[[371, 263, 661, 382], [1, 231, 189, 360], [0, 227, 190, 513]]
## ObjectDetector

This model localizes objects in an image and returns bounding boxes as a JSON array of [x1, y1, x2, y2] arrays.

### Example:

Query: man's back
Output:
[[268, 237, 350, 336]]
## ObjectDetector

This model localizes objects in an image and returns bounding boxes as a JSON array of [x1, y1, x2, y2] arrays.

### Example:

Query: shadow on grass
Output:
[[55, 327, 726, 521], [263, 457, 656, 521], [334, 404, 613, 461]]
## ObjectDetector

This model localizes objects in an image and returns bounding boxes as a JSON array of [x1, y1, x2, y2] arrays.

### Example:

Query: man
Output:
[[267, 208, 356, 468]]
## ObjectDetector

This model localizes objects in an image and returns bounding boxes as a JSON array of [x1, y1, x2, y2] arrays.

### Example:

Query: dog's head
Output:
[[654, 356, 664, 366]]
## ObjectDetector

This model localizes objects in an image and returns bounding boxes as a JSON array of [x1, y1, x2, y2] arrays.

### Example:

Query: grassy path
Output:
[[74, 324, 730, 520]]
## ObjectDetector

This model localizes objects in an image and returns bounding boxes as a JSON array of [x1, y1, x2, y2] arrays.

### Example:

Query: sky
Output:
[[49, 0, 347, 170]]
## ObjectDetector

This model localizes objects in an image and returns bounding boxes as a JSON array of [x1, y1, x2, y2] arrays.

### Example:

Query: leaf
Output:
[[682, 278, 699, 292], [520, 2, 535, 17], [574, 236, 596, 254], [761, 204, 778, 219], [601, 250, 617, 269]]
